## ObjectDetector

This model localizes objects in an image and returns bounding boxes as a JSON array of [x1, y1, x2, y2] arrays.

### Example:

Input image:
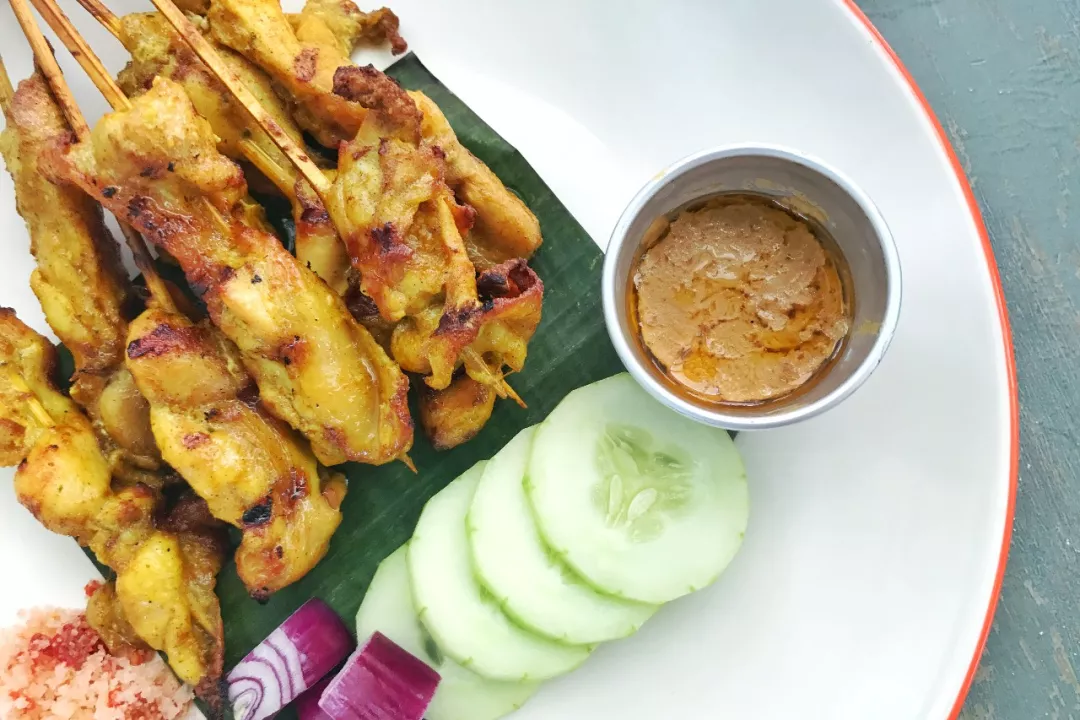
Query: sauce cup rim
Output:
[[601, 142, 902, 430]]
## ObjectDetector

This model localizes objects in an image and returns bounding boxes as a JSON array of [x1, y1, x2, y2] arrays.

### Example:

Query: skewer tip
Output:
[[0, 55, 14, 113]]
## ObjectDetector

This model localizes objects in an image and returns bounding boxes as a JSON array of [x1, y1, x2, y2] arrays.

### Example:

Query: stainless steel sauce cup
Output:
[[602, 144, 902, 430]]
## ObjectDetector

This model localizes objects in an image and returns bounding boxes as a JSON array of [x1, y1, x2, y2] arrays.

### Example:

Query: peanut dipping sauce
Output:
[[630, 193, 852, 404]]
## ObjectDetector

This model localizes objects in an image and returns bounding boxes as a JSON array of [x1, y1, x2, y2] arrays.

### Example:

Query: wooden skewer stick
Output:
[[70, 0, 122, 40], [147, 0, 332, 197], [0, 56, 57, 428], [8, 0, 94, 138], [10, 0, 178, 315], [5, 371, 56, 427], [461, 347, 527, 408], [0, 56, 15, 114], [67, 0, 302, 200], [118, 225, 179, 313], [25, 0, 129, 110]]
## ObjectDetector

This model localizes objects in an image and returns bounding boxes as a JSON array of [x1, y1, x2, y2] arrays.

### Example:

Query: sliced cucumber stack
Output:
[[357, 547, 539, 720], [469, 426, 657, 644], [408, 463, 592, 682], [360, 372, 749, 720], [527, 373, 749, 604]]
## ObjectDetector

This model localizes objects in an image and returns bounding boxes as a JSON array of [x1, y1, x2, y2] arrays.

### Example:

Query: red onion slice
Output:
[[294, 675, 333, 720], [317, 631, 441, 720], [227, 598, 354, 720]]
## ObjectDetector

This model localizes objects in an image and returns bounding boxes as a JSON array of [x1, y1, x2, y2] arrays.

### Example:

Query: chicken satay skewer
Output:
[[66, 0, 354, 296], [24, 0, 276, 241], [2, 16, 228, 696], [147, 0, 529, 408], [12, 0, 349, 596], [8, 0, 166, 301], [147, 0, 332, 195], [69, 0, 318, 199], [30, 0, 414, 466], [6, 2, 165, 480]]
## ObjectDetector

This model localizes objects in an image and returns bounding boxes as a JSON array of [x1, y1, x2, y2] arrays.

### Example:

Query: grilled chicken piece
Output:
[[115, 12, 349, 295], [289, 0, 405, 56], [0, 73, 160, 481], [0, 310, 226, 698], [324, 114, 475, 324], [85, 580, 152, 661], [126, 304, 346, 597], [208, 0, 418, 147], [409, 91, 543, 268], [94, 488, 227, 697], [392, 258, 543, 392], [49, 78, 412, 466], [0, 309, 111, 543], [418, 373, 494, 451]]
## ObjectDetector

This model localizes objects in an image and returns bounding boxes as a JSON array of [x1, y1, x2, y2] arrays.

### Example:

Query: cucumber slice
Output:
[[527, 373, 749, 604], [468, 426, 657, 644], [408, 463, 591, 682], [357, 547, 539, 720]]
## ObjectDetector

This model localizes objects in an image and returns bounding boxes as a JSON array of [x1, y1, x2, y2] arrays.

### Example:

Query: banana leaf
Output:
[[191, 54, 622, 716]]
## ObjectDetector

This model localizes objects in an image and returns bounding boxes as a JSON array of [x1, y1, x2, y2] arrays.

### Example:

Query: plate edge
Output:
[[838, 2, 1020, 718]]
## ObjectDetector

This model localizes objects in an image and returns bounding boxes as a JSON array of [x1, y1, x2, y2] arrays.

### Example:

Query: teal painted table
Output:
[[858, 1, 1080, 717]]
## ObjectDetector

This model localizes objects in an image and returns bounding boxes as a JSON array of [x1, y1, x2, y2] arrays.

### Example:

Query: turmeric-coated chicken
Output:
[[289, 0, 406, 56], [89, 486, 227, 698], [417, 373, 495, 451], [0, 72, 160, 482], [209, 0, 418, 147], [48, 78, 412, 466], [114, 12, 351, 296], [392, 258, 544, 392], [126, 298, 346, 597], [324, 113, 475, 323], [409, 91, 543, 268], [0, 308, 112, 543], [0, 309, 226, 700]]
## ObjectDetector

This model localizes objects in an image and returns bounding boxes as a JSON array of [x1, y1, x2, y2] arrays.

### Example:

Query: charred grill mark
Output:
[[299, 205, 330, 226], [431, 145, 446, 160], [277, 335, 305, 368], [435, 306, 478, 338], [294, 47, 319, 83], [477, 271, 510, 299], [127, 195, 148, 217], [370, 222, 396, 251], [331, 65, 422, 141], [203, 408, 220, 421], [241, 498, 273, 527], [236, 382, 260, 408], [127, 323, 202, 360], [102, 186, 118, 198], [296, 189, 331, 226], [182, 432, 211, 449], [344, 287, 379, 320], [251, 588, 270, 604], [251, 274, 262, 284]]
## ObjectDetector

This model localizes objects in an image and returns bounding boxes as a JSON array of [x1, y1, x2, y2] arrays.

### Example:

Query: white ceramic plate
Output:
[[0, 1, 1017, 718]]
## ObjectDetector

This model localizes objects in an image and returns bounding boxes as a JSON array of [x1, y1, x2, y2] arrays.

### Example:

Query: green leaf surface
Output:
[[208, 54, 622, 714]]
